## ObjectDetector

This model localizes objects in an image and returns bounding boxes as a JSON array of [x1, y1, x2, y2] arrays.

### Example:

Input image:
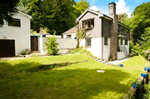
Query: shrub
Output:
[[20, 50, 26, 55], [144, 83, 150, 99], [45, 35, 59, 55]]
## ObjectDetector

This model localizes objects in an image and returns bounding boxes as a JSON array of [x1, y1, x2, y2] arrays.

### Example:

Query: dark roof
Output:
[[118, 21, 131, 29], [63, 25, 77, 34]]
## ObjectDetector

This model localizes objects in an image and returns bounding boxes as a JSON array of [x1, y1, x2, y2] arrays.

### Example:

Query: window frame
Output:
[[104, 37, 108, 45], [85, 38, 91, 47], [8, 18, 21, 27], [82, 19, 94, 30], [120, 39, 123, 45], [125, 40, 128, 45]]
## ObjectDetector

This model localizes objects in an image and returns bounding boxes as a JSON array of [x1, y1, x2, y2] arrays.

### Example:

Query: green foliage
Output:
[[76, 27, 86, 48], [20, 50, 26, 55], [130, 2, 150, 44], [45, 35, 59, 55], [40, 27, 49, 34], [144, 83, 150, 99], [118, 13, 128, 22], [21, 0, 76, 35], [130, 27, 150, 56], [139, 27, 150, 50], [0, 0, 19, 24], [74, 0, 90, 17], [31, 29, 38, 34]]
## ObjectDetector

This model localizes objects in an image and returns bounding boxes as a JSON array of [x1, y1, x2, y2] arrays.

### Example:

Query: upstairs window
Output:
[[8, 18, 21, 27], [104, 37, 108, 45], [82, 19, 94, 30], [125, 40, 128, 45], [85, 38, 91, 47]]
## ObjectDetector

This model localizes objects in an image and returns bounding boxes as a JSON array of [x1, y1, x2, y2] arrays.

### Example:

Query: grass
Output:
[[121, 55, 150, 70], [0, 54, 143, 99]]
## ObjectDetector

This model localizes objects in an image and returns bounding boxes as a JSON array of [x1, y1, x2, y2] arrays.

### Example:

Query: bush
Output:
[[20, 50, 26, 55], [45, 36, 59, 55], [144, 83, 150, 99]]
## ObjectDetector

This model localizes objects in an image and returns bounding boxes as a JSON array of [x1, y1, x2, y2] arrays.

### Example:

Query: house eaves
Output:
[[100, 14, 113, 21], [75, 9, 103, 23], [18, 11, 32, 19], [118, 21, 131, 29]]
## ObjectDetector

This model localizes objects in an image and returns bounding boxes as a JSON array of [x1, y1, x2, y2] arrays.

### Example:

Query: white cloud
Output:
[[89, 6, 100, 12], [116, 0, 132, 17]]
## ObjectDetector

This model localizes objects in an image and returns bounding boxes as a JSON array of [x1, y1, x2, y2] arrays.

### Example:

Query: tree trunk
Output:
[[76, 38, 80, 48]]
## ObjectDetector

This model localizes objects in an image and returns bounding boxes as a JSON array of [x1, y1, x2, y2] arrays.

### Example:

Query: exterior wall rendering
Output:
[[39, 36, 77, 55], [78, 11, 102, 38], [80, 38, 102, 58], [63, 33, 76, 39], [0, 12, 31, 56]]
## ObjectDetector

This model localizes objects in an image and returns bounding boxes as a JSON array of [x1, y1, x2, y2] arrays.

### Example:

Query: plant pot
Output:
[[42, 34, 46, 37]]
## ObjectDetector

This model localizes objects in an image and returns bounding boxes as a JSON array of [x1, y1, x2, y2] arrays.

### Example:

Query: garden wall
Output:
[[38, 37, 77, 55]]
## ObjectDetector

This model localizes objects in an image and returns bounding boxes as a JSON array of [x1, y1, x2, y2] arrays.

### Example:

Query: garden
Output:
[[0, 54, 144, 99]]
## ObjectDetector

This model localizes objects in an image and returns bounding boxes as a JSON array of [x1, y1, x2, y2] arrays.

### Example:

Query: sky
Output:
[[75, 0, 149, 17]]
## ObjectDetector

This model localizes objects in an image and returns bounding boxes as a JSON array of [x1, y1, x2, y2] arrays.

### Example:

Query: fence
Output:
[[38, 37, 77, 55]]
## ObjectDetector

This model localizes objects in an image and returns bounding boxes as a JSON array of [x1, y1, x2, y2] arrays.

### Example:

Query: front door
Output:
[[31, 36, 38, 51]]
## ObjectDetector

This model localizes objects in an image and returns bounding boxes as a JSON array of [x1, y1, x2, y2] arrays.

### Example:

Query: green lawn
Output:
[[0, 54, 142, 99], [121, 55, 150, 70]]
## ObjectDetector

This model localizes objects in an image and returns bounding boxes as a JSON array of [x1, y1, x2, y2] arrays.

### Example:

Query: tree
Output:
[[21, 0, 76, 35], [138, 27, 150, 50], [39, 27, 49, 34], [17, 0, 29, 14], [74, 0, 90, 17], [0, 0, 19, 25], [76, 25, 86, 48], [118, 13, 128, 22], [131, 2, 150, 44]]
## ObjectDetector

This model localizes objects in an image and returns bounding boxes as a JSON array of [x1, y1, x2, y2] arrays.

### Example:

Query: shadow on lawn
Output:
[[0, 61, 133, 99]]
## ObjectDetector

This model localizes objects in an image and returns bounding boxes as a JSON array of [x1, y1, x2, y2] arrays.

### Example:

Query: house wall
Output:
[[63, 33, 76, 39], [80, 38, 102, 58], [118, 39, 129, 60], [102, 18, 110, 37], [39, 37, 77, 55], [0, 13, 31, 56], [102, 37, 110, 61], [79, 12, 102, 38]]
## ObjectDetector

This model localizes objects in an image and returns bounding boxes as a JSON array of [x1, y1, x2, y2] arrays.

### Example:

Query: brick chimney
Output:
[[109, 2, 118, 60]]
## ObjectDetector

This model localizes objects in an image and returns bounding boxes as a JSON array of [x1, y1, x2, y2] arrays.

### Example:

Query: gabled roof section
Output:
[[18, 11, 32, 19], [118, 21, 131, 29], [63, 25, 78, 34], [76, 9, 103, 23]]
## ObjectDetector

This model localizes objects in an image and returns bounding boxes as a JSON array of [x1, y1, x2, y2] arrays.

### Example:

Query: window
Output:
[[104, 37, 108, 45], [8, 18, 20, 27], [82, 19, 94, 30], [85, 38, 91, 47], [120, 39, 123, 45], [125, 40, 128, 45]]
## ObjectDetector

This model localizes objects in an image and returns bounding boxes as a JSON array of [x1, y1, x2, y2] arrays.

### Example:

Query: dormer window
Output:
[[8, 18, 21, 27], [82, 19, 94, 30]]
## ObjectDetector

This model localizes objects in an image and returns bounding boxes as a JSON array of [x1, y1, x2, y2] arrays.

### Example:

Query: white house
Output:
[[63, 2, 130, 61], [0, 11, 32, 57]]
